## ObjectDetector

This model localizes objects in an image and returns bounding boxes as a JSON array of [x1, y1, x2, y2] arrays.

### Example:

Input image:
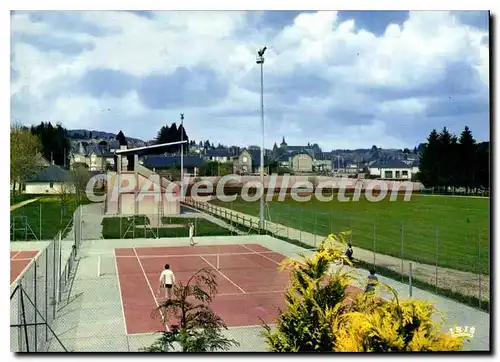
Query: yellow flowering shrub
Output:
[[263, 231, 466, 352]]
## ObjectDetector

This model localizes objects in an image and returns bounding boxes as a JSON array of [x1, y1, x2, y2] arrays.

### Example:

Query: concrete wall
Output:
[[25, 182, 76, 194], [105, 170, 180, 216], [180, 175, 423, 191]]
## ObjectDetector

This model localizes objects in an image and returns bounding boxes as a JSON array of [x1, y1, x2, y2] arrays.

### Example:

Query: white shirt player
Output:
[[160, 268, 175, 286], [189, 224, 194, 238]]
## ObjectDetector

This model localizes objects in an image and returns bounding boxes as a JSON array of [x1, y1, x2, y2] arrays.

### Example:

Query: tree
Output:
[[116, 130, 127, 146], [437, 127, 453, 191], [458, 126, 477, 194], [417, 129, 440, 188], [178, 123, 189, 153], [263, 232, 466, 352], [30, 122, 71, 167], [71, 167, 92, 203], [476, 142, 489, 191], [141, 268, 239, 352], [10, 123, 42, 195]]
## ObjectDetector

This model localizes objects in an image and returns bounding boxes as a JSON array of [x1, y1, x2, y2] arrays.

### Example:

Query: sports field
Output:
[[210, 194, 490, 275]]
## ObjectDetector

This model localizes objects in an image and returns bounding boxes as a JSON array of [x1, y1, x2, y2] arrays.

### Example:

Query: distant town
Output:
[[66, 127, 422, 181]]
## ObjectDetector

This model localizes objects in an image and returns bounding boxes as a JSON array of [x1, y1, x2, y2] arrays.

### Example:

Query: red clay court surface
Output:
[[115, 244, 366, 335], [11, 250, 39, 284]]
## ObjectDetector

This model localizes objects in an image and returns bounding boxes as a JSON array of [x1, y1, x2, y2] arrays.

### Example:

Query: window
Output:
[[242, 156, 248, 163], [402, 170, 408, 176], [395, 171, 401, 178], [49, 182, 54, 188], [384, 170, 393, 179]]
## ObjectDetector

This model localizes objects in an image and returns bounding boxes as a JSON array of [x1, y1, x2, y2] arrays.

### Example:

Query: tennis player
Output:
[[158, 264, 176, 300], [189, 222, 195, 246]]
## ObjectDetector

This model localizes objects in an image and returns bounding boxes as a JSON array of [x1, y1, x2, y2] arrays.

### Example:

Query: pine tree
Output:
[[458, 126, 477, 194], [418, 130, 440, 188]]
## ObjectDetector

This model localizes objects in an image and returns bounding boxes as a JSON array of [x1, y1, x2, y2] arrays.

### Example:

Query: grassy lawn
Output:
[[10, 193, 43, 206], [210, 194, 490, 275], [101, 216, 233, 239], [10, 196, 80, 240]]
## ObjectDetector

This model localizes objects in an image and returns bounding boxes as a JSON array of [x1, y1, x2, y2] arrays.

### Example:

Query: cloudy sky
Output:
[[10, 10, 489, 150]]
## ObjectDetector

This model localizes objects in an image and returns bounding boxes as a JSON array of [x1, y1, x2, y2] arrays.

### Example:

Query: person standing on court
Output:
[[189, 222, 195, 246], [158, 264, 176, 300]]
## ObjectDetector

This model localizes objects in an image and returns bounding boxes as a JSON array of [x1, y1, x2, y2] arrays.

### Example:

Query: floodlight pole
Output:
[[180, 113, 184, 201], [256, 48, 266, 230]]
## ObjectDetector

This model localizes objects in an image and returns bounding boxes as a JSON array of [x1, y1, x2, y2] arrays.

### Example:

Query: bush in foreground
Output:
[[141, 268, 239, 352], [263, 231, 466, 352]]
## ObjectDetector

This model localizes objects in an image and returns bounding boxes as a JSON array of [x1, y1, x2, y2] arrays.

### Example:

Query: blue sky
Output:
[[10, 10, 489, 150]]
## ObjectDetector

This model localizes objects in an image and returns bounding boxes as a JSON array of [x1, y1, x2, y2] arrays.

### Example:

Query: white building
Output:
[[25, 164, 76, 194], [370, 159, 413, 180]]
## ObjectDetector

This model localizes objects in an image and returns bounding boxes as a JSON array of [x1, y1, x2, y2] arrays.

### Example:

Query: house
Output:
[[70, 142, 115, 171], [234, 149, 269, 174], [140, 155, 205, 176], [273, 137, 322, 161], [25, 164, 75, 194], [290, 152, 314, 173], [203, 149, 235, 163], [370, 159, 412, 180], [411, 159, 420, 175], [313, 153, 333, 172]]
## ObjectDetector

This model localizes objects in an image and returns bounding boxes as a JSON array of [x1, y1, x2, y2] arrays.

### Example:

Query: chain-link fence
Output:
[[10, 224, 82, 352], [10, 199, 79, 242], [93, 198, 249, 240], [183, 198, 489, 313]]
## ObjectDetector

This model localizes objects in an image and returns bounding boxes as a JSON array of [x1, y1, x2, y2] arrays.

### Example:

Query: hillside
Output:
[[67, 129, 144, 143]]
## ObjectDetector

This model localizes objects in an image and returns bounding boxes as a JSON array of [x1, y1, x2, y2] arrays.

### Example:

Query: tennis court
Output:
[[115, 243, 367, 334], [11, 250, 39, 285], [115, 244, 292, 334]]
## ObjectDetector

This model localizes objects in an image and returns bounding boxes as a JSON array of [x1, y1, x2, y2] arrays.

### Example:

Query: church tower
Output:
[[280, 136, 287, 148]]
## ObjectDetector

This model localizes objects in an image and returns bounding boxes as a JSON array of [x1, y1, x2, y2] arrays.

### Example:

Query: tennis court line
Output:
[[199, 255, 247, 294], [133, 247, 170, 332], [116, 250, 279, 258], [10, 251, 21, 260], [11, 257, 35, 262], [240, 244, 282, 266], [113, 249, 129, 336], [217, 290, 284, 297]]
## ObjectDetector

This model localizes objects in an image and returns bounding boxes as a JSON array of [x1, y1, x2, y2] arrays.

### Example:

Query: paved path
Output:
[[10, 197, 40, 211], [183, 199, 489, 303]]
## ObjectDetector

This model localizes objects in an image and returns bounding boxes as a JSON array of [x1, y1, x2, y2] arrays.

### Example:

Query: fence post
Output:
[[45, 250, 48, 342], [435, 228, 439, 294], [34, 260, 37, 352], [39, 203, 42, 240], [373, 221, 376, 267], [349, 216, 353, 244], [314, 212, 317, 248], [300, 208, 303, 243], [478, 233, 482, 308], [401, 221, 404, 282], [409, 262, 413, 297]]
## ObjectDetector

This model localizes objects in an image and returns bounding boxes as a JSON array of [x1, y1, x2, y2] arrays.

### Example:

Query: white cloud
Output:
[[10, 10, 489, 150]]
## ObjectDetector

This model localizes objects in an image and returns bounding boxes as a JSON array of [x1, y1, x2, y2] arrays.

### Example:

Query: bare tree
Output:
[[71, 167, 92, 203], [10, 123, 42, 196]]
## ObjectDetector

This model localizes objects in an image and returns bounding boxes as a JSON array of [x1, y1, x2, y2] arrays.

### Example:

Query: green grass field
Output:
[[101, 216, 233, 239], [10, 193, 40, 206], [10, 196, 79, 240], [210, 194, 490, 275]]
